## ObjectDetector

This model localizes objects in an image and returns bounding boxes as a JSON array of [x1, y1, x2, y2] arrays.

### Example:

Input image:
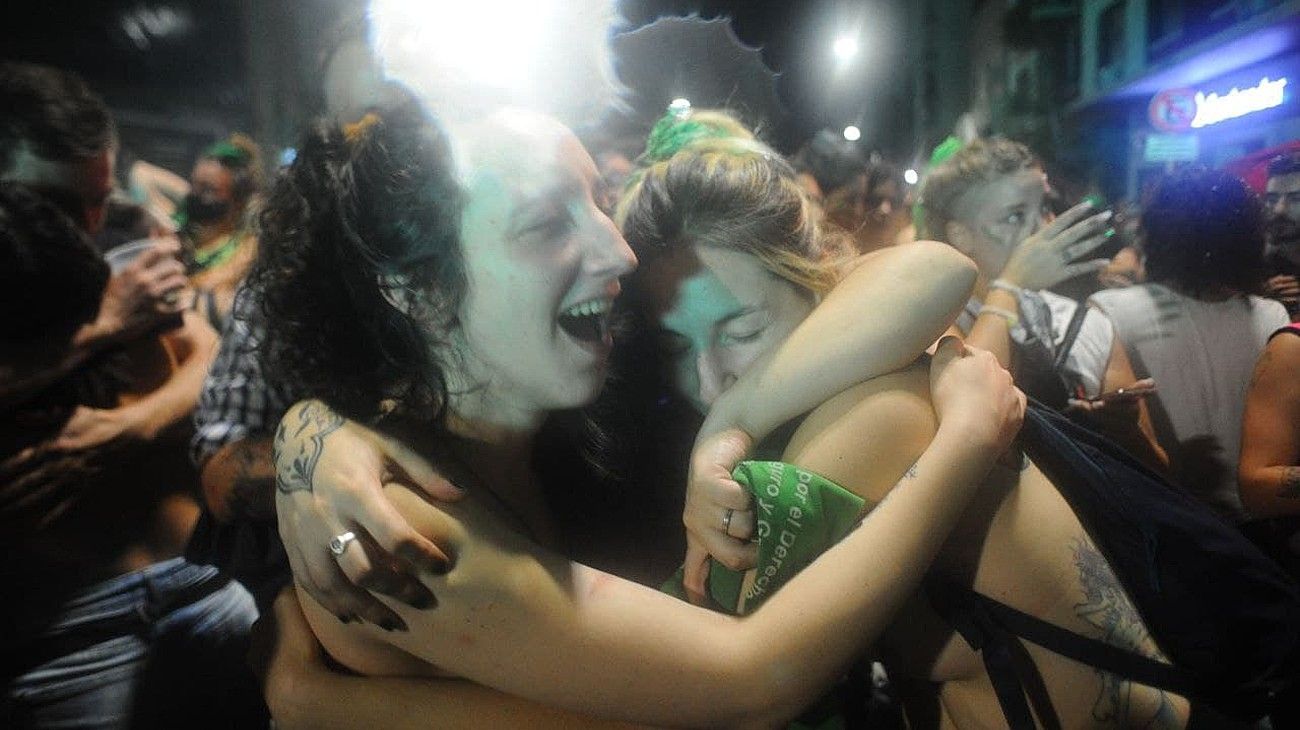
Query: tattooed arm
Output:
[[274, 400, 463, 628], [1239, 333, 1300, 518]]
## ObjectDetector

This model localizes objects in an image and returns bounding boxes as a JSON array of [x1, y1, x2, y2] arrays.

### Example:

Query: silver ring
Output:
[[329, 531, 357, 556], [722, 508, 734, 535]]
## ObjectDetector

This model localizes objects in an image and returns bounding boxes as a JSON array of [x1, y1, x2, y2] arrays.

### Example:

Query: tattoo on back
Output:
[[274, 402, 345, 495], [1071, 537, 1180, 728]]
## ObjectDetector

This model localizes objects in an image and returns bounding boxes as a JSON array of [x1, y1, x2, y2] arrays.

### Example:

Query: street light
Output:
[[904, 168, 919, 185], [833, 36, 858, 62], [843, 125, 861, 141]]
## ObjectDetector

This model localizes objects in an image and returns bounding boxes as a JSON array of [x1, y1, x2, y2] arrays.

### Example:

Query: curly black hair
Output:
[[0, 181, 108, 342], [247, 100, 467, 425], [1140, 166, 1267, 298]]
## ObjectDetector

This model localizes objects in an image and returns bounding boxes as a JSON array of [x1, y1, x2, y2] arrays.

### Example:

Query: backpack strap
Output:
[[1053, 301, 1091, 371], [1270, 323, 1300, 341], [928, 581, 1202, 728]]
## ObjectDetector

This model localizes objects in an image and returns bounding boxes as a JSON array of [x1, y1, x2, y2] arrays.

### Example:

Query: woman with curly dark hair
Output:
[[248, 89, 1026, 726]]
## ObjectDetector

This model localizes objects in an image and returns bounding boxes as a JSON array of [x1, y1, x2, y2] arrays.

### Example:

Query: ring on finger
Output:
[[722, 508, 734, 536], [329, 531, 358, 557]]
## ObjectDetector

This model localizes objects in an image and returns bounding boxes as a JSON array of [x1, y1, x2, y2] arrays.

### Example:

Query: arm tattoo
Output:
[[1280, 467, 1300, 499], [1071, 537, 1180, 728], [274, 402, 345, 495]]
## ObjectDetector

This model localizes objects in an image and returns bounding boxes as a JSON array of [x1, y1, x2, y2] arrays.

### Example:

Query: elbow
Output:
[[719, 647, 820, 729], [909, 240, 978, 302]]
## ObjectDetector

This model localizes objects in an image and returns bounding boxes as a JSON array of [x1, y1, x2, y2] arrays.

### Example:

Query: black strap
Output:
[[1053, 302, 1091, 371], [928, 582, 1203, 729]]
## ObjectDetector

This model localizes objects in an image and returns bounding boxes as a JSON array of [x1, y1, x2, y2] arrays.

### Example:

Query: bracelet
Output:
[[978, 305, 1020, 329], [990, 279, 1024, 297]]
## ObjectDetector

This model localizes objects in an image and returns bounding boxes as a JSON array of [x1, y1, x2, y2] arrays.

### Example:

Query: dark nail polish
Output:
[[380, 618, 408, 632], [410, 592, 437, 610], [427, 559, 451, 575], [337, 613, 352, 624]]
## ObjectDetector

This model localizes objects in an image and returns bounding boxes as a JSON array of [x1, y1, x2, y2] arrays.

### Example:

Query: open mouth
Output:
[[557, 298, 612, 343]]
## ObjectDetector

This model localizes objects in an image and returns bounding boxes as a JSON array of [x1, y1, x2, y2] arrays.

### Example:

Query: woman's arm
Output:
[[261, 590, 640, 730], [683, 241, 974, 586], [1239, 334, 1300, 518], [699, 240, 975, 442], [296, 341, 1023, 728]]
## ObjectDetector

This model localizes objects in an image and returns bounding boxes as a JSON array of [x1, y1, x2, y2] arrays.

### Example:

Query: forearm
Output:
[[1240, 466, 1300, 518], [963, 288, 1018, 368], [737, 424, 994, 724], [202, 437, 277, 522], [275, 673, 645, 730], [701, 242, 976, 441], [120, 315, 217, 441]]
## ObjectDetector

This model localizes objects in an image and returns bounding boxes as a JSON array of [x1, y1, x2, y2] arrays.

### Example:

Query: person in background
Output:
[[1262, 151, 1300, 320], [186, 14, 414, 607], [0, 182, 260, 729], [920, 136, 1166, 471], [0, 62, 195, 414], [1091, 167, 1287, 522], [178, 134, 264, 331]]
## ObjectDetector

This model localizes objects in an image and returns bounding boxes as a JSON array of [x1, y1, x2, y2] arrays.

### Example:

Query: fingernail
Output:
[[426, 558, 452, 575], [337, 613, 352, 624], [1105, 228, 1116, 238], [380, 618, 409, 632], [410, 592, 437, 610]]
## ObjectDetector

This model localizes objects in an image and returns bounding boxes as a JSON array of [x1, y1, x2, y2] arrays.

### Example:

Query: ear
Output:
[[378, 273, 419, 317], [944, 220, 977, 258]]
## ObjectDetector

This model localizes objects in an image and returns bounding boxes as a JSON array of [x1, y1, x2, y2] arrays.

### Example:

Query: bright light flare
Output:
[[366, 0, 619, 125], [670, 98, 692, 117], [904, 168, 919, 185], [833, 36, 859, 61], [842, 125, 861, 142]]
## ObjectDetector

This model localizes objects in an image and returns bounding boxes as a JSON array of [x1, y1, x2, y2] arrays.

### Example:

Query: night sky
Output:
[[2, 0, 916, 159]]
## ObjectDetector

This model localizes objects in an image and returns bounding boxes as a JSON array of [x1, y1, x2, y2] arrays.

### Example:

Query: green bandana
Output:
[[662, 461, 866, 729]]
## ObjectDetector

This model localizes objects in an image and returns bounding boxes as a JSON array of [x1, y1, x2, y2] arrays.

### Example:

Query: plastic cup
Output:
[[104, 238, 160, 274]]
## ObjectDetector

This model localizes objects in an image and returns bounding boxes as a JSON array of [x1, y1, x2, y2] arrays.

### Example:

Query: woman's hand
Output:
[[998, 202, 1113, 292], [929, 337, 1026, 455], [274, 400, 465, 629], [680, 428, 758, 605]]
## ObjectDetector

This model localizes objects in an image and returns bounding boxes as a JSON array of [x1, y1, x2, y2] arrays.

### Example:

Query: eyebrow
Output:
[[717, 305, 763, 327]]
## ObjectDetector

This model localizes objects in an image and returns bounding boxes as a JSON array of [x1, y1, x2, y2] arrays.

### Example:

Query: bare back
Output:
[[782, 366, 1189, 729]]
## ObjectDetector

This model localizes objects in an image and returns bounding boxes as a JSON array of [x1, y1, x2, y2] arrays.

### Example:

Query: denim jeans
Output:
[[4, 558, 266, 729]]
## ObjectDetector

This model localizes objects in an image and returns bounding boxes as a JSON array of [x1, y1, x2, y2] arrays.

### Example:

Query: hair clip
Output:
[[344, 112, 382, 144]]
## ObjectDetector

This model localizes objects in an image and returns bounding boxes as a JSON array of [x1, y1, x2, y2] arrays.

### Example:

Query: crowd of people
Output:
[[4, 8, 1300, 729]]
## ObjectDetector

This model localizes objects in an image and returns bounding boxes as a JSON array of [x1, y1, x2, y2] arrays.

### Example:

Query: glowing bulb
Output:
[[669, 98, 692, 118], [833, 36, 858, 61], [843, 125, 861, 142], [904, 168, 919, 185]]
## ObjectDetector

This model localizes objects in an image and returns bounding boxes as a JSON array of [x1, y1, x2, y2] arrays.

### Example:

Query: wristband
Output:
[[978, 305, 1020, 329], [990, 278, 1024, 297]]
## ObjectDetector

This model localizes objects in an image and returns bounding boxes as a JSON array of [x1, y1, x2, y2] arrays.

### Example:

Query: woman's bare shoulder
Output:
[[781, 364, 935, 504]]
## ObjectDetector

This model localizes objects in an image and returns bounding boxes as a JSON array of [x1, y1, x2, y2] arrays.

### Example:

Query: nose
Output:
[[695, 351, 737, 407], [587, 214, 637, 278], [877, 200, 893, 217]]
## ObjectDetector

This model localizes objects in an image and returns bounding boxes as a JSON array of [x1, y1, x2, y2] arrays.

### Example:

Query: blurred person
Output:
[[1091, 167, 1287, 522], [794, 132, 908, 253], [0, 62, 212, 458], [185, 17, 403, 605], [0, 183, 261, 729], [921, 137, 1167, 471], [1263, 151, 1300, 319], [176, 134, 264, 331], [1239, 323, 1300, 578]]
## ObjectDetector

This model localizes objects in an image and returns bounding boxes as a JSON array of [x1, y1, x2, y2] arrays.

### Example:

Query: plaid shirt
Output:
[[190, 286, 300, 466]]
